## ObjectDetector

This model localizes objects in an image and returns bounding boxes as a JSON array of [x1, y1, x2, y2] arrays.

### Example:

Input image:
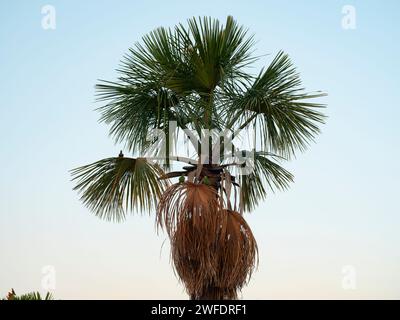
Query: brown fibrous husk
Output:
[[157, 182, 258, 299]]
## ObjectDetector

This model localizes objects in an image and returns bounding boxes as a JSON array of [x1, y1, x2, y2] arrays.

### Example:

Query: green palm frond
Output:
[[71, 157, 168, 221], [95, 16, 256, 155], [125, 27, 196, 94], [4, 289, 54, 300], [228, 51, 326, 158], [14, 292, 53, 300], [177, 16, 255, 90], [96, 84, 184, 153], [239, 151, 294, 212]]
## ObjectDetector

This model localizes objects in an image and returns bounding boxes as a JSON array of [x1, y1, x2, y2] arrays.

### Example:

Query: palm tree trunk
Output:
[[190, 283, 235, 300]]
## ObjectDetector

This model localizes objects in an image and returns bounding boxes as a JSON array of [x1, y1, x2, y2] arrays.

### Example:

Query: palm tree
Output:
[[71, 16, 326, 300]]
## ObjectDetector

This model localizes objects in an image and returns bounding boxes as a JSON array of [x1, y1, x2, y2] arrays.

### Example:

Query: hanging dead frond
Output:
[[157, 182, 222, 297], [156, 182, 223, 236], [172, 209, 257, 299], [158, 182, 258, 300], [214, 210, 258, 297]]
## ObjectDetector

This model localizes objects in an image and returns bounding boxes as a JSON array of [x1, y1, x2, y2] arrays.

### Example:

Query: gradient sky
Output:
[[1, 0, 399, 299]]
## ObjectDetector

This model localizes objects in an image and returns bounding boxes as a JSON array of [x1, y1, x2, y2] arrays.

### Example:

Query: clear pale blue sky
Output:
[[1, 0, 399, 299]]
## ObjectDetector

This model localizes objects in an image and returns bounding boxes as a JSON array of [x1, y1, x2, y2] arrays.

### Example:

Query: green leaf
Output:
[[71, 157, 168, 221], [6, 291, 54, 300], [239, 151, 294, 212], [228, 51, 326, 158], [96, 84, 185, 154]]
